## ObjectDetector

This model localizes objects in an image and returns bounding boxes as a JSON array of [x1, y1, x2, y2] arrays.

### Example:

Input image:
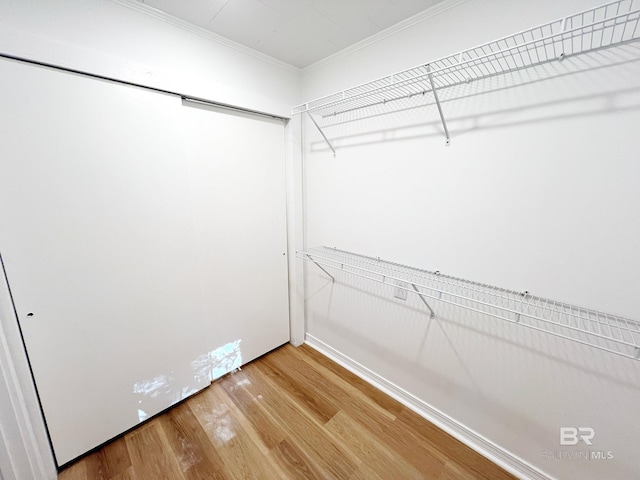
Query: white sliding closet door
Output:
[[0, 60, 209, 465], [0, 60, 289, 465], [0, 59, 290, 467], [181, 102, 290, 376]]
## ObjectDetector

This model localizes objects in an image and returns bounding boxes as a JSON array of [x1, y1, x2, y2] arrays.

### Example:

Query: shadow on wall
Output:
[[308, 44, 640, 152], [307, 267, 640, 390], [310, 273, 640, 389], [307, 271, 640, 468], [308, 266, 640, 395]]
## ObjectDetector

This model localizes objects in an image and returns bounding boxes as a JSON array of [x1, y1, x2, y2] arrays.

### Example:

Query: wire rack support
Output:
[[306, 112, 336, 157], [412, 282, 436, 319], [304, 252, 335, 283], [293, 0, 640, 149], [427, 64, 451, 146], [299, 246, 640, 361]]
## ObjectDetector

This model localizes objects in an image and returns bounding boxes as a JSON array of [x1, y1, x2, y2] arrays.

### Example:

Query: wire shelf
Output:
[[292, 0, 640, 119], [299, 246, 640, 361]]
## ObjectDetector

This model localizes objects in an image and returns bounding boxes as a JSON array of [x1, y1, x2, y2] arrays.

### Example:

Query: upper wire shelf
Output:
[[293, 0, 640, 122], [299, 246, 640, 361]]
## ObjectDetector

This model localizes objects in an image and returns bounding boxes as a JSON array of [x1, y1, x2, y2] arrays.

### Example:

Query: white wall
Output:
[[300, 1, 640, 479], [0, 0, 301, 117]]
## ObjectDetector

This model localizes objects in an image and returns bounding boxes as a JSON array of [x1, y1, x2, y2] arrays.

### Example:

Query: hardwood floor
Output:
[[58, 343, 516, 480]]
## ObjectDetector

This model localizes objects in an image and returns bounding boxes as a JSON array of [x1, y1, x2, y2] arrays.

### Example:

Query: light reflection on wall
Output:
[[133, 340, 242, 423], [192, 340, 243, 383]]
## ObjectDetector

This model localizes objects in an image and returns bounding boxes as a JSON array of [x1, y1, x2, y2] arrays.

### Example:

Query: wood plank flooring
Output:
[[58, 343, 516, 480]]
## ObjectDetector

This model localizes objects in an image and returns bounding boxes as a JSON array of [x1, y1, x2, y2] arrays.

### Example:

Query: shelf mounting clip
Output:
[[307, 111, 336, 157], [426, 64, 451, 147], [411, 284, 436, 319], [305, 254, 335, 283]]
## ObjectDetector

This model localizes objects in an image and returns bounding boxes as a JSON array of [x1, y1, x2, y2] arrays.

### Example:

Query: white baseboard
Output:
[[305, 333, 551, 480]]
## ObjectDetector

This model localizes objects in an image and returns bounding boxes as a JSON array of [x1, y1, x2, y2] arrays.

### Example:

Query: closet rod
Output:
[[0, 51, 287, 121]]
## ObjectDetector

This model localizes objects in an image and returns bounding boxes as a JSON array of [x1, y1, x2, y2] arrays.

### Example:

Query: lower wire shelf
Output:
[[298, 246, 640, 361]]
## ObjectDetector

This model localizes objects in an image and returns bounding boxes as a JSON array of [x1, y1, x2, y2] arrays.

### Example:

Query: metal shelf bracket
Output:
[[307, 112, 336, 157], [426, 64, 451, 146], [306, 253, 335, 283], [412, 283, 436, 319]]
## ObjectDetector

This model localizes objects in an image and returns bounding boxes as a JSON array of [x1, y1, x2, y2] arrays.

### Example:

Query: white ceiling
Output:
[[136, 0, 445, 68]]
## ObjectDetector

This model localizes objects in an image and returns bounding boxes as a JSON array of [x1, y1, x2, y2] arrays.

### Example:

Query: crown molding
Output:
[[110, 0, 301, 74], [111, 0, 467, 75], [302, 0, 468, 74]]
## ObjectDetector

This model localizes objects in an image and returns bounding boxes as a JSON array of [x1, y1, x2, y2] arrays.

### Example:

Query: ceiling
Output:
[[136, 0, 446, 68]]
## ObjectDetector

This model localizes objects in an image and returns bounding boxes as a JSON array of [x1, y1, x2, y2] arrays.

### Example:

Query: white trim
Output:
[[305, 333, 552, 480], [284, 115, 306, 347], [0, 261, 56, 479], [302, 0, 468, 74], [110, 0, 300, 73]]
